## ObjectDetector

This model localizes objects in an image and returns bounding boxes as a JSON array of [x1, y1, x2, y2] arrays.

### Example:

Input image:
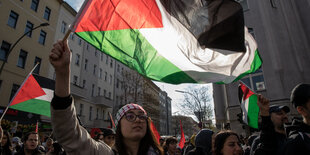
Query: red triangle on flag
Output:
[[240, 82, 255, 101], [10, 75, 46, 106]]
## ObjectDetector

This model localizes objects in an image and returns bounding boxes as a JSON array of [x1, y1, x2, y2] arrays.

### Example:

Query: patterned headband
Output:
[[115, 103, 147, 128]]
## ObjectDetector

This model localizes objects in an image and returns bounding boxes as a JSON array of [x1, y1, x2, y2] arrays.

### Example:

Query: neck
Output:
[[275, 127, 285, 135], [123, 139, 140, 155], [304, 117, 310, 126], [24, 148, 34, 155]]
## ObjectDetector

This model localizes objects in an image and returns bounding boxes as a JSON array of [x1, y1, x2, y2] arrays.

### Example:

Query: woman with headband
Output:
[[49, 40, 163, 155]]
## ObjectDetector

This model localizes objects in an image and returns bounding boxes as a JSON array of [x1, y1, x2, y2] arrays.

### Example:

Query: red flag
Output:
[[178, 120, 185, 149], [35, 121, 39, 133], [150, 120, 160, 144], [108, 112, 115, 129]]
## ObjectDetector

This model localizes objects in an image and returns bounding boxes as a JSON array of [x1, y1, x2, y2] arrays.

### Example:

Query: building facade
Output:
[[0, 0, 60, 108], [171, 115, 199, 139], [213, 0, 310, 135], [159, 91, 172, 135]]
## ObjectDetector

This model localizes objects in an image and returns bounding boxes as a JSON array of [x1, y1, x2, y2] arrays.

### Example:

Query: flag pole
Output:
[[239, 80, 257, 94], [0, 63, 40, 121], [62, 0, 90, 41], [108, 112, 115, 128]]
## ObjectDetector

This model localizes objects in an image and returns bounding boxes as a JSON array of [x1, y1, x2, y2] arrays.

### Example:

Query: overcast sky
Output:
[[63, 0, 214, 119]]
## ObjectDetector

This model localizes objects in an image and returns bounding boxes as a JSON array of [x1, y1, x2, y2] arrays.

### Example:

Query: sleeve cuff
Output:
[[51, 93, 73, 110]]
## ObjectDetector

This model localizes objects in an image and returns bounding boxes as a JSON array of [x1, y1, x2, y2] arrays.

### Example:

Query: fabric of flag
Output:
[[150, 120, 160, 144], [73, 0, 262, 84], [10, 75, 54, 117], [35, 121, 39, 133], [238, 82, 259, 129], [178, 120, 185, 149]]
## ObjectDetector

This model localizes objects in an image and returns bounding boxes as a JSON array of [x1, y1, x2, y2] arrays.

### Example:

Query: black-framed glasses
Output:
[[124, 112, 148, 122]]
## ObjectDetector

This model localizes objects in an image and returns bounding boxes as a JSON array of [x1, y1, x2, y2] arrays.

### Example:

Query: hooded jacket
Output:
[[282, 119, 310, 155], [187, 129, 213, 155]]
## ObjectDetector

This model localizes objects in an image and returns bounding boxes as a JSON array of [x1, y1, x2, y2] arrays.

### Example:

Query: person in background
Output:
[[187, 129, 214, 155], [15, 132, 44, 155], [183, 134, 196, 155], [0, 130, 12, 155], [213, 130, 243, 155], [175, 146, 182, 155], [12, 137, 22, 154], [44, 137, 54, 153], [282, 83, 310, 155], [47, 142, 66, 155], [164, 137, 178, 155], [101, 128, 116, 147]]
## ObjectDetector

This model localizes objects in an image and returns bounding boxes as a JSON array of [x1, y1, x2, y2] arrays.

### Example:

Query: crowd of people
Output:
[[0, 40, 309, 155]]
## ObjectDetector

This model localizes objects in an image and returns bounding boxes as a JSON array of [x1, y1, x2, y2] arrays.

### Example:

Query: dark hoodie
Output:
[[187, 129, 214, 155], [282, 119, 310, 155]]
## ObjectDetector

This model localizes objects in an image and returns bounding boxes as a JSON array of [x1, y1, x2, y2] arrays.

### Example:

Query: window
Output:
[[117, 64, 120, 72], [109, 75, 112, 84], [93, 65, 96, 75], [95, 51, 97, 57], [17, 49, 27, 68], [82, 80, 86, 88], [116, 96, 119, 104], [101, 53, 104, 61], [110, 59, 113, 68], [0, 41, 11, 61], [43, 7, 51, 20], [73, 76, 78, 85], [84, 59, 88, 70], [104, 72, 107, 81], [104, 89, 106, 97], [75, 54, 80, 66], [116, 79, 119, 88], [96, 108, 99, 120], [78, 38, 82, 45], [38, 30, 46, 45], [70, 33, 75, 41], [10, 84, 20, 101], [79, 104, 83, 116], [91, 84, 95, 96], [24, 21, 33, 37], [108, 92, 111, 98], [102, 110, 105, 120], [89, 106, 92, 121], [99, 68, 102, 79], [241, 68, 266, 91], [106, 56, 108, 64], [98, 87, 101, 96], [8, 11, 19, 28], [31, 0, 39, 12], [33, 57, 41, 74], [86, 44, 89, 51], [61, 21, 66, 34]]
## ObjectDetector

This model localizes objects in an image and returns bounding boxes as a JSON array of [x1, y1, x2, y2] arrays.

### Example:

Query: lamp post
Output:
[[0, 22, 49, 77]]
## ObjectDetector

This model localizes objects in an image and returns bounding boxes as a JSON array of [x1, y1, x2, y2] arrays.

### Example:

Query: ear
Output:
[[296, 106, 306, 116]]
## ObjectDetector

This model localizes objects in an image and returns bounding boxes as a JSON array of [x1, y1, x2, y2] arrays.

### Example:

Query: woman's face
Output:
[[1, 135, 7, 146], [221, 135, 243, 155], [120, 110, 147, 141]]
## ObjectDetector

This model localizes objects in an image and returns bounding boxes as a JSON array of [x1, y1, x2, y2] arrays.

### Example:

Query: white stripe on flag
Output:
[[241, 98, 249, 124], [34, 88, 53, 102]]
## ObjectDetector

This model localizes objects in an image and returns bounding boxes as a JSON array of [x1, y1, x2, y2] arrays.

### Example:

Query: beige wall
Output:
[[0, 0, 60, 106]]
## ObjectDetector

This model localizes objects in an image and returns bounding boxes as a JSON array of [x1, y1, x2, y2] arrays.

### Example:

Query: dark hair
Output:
[[213, 130, 241, 155], [1, 131, 12, 154], [115, 117, 163, 155], [23, 132, 39, 143], [290, 83, 310, 107], [163, 136, 177, 152]]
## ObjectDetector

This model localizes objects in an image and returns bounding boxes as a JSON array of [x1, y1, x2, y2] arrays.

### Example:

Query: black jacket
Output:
[[253, 116, 286, 155], [14, 146, 45, 155], [282, 119, 310, 155]]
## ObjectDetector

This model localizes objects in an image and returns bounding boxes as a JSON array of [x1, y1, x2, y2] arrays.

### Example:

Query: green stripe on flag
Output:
[[10, 99, 50, 117], [247, 95, 259, 128], [76, 30, 197, 84], [216, 50, 262, 84]]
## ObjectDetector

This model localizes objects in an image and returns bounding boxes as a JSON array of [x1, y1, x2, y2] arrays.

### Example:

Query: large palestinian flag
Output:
[[72, 0, 262, 84], [10, 75, 54, 117], [238, 82, 259, 129]]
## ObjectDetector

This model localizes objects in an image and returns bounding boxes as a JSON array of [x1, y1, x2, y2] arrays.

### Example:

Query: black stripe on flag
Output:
[[160, 0, 245, 52], [33, 74, 55, 90]]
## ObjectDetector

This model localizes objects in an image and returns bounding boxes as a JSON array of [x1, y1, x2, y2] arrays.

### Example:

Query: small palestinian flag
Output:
[[238, 82, 259, 129], [10, 75, 54, 117], [72, 0, 262, 84]]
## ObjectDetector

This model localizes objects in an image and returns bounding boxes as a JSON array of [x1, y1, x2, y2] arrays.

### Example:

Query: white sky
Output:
[[64, 0, 214, 119]]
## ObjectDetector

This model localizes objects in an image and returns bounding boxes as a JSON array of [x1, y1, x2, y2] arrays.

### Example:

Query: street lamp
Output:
[[0, 22, 49, 76]]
